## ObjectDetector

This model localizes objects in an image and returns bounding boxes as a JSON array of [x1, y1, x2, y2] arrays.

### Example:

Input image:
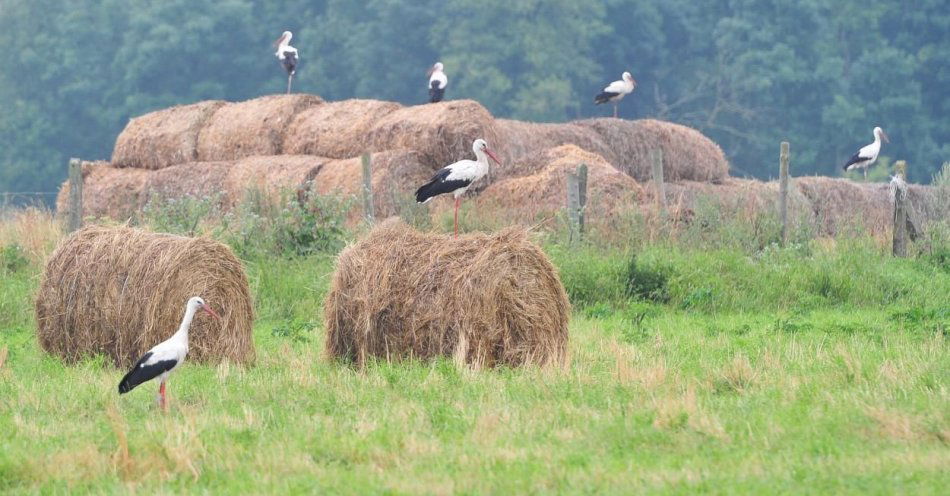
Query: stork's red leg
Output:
[[454, 197, 460, 236], [159, 381, 167, 412]]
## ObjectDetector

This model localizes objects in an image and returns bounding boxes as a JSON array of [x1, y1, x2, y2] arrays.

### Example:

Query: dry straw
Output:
[[477, 145, 642, 223], [324, 219, 570, 368], [496, 118, 729, 183], [196, 94, 323, 161], [56, 161, 150, 220], [35, 225, 255, 367], [111, 101, 226, 170], [282, 99, 403, 158]]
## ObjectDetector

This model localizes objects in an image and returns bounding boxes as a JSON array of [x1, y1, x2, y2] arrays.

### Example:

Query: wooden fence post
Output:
[[892, 160, 908, 257], [576, 163, 588, 237], [361, 153, 374, 222], [779, 141, 789, 246], [67, 158, 83, 232], [566, 170, 580, 244], [651, 149, 666, 215]]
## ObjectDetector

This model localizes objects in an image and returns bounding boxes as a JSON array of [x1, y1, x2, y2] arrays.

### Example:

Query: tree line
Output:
[[1, 0, 947, 196]]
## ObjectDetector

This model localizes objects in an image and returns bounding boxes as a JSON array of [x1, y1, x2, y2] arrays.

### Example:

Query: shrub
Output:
[[623, 255, 671, 303]]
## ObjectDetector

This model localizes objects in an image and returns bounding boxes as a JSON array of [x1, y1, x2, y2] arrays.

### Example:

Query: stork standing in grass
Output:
[[416, 138, 502, 236], [843, 126, 890, 180], [428, 62, 448, 103], [274, 30, 299, 94], [118, 296, 220, 411], [594, 71, 637, 118]]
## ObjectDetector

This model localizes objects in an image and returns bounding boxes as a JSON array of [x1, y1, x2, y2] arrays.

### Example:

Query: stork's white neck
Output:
[[873, 130, 883, 144], [473, 148, 490, 166], [171, 304, 198, 343]]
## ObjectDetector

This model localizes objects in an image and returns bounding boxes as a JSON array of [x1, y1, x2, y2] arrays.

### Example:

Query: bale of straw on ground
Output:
[[655, 178, 812, 227], [196, 94, 323, 162], [35, 225, 255, 367], [312, 150, 434, 220], [496, 118, 729, 183], [324, 219, 570, 368], [282, 99, 403, 158], [111, 100, 227, 170], [56, 161, 150, 220], [474, 145, 642, 224], [361, 100, 500, 170], [794, 177, 891, 235]]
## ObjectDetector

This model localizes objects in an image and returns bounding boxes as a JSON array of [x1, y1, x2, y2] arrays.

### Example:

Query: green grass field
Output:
[[1, 207, 948, 494]]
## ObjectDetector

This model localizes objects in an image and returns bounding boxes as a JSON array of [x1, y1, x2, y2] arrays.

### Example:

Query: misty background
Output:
[[1, 0, 947, 198]]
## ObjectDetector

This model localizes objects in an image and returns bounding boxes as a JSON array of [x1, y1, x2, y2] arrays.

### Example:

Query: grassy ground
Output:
[[0, 208, 948, 494]]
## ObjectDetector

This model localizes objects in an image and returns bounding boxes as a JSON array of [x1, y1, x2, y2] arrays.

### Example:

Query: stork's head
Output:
[[472, 138, 501, 166], [428, 62, 444, 77], [274, 31, 293, 47], [188, 296, 221, 320], [874, 126, 889, 144], [623, 71, 637, 87]]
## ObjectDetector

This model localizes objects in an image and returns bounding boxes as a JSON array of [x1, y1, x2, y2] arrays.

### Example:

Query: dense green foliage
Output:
[[1, 0, 948, 195]]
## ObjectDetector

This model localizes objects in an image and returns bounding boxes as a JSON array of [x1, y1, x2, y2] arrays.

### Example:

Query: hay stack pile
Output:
[[324, 220, 570, 368], [477, 145, 642, 223], [795, 177, 892, 235], [495, 118, 729, 183], [282, 99, 403, 157], [57, 161, 150, 220], [112, 100, 226, 169], [35, 225, 255, 367]]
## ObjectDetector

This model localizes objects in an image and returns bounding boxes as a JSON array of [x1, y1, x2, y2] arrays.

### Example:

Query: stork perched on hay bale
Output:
[[416, 138, 502, 236], [274, 30, 299, 94], [118, 297, 220, 411], [427, 62, 448, 103], [594, 71, 637, 118], [843, 126, 889, 180]]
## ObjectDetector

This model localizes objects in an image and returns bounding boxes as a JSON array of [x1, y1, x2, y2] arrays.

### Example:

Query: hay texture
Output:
[[197, 94, 323, 162], [655, 178, 812, 227], [112, 100, 226, 170], [312, 150, 434, 220], [477, 145, 642, 223], [496, 118, 729, 183], [362, 100, 499, 170], [35, 226, 255, 367], [794, 177, 891, 235], [56, 161, 149, 220], [324, 220, 570, 368], [283, 99, 403, 158]]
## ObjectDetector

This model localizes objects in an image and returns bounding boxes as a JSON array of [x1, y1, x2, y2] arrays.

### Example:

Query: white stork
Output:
[[843, 126, 890, 180], [274, 30, 299, 94], [118, 296, 220, 411], [416, 138, 501, 236], [427, 62, 448, 103], [594, 71, 637, 118]]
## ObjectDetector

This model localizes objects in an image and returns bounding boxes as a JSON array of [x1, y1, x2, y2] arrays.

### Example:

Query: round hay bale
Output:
[[363, 100, 500, 170], [196, 94, 323, 162], [282, 99, 403, 157], [475, 145, 642, 223], [139, 161, 232, 209], [112, 100, 227, 170], [794, 177, 891, 235], [657, 178, 812, 227], [35, 225, 255, 367], [324, 219, 570, 368], [56, 161, 149, 220], [496, 118, 729, 183]]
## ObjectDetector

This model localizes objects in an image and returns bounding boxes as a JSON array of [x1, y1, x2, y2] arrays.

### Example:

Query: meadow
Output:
[[0, 200, 948, 494]]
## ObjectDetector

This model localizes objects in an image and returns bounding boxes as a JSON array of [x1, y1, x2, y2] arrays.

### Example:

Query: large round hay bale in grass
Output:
[[111, 100, 226, 170], [324, 219, 570, 368], [196, 94, 323, 161], [35, 226, 255, 367]]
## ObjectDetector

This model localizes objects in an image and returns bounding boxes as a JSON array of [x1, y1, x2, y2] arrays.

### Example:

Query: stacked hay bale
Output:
[[324, 219, 569, 368], [495, 118, 729, 183], [35, 225, 255, 367], [475, 145, 642, 224], [794, 177, 892, 235], [283, 99, 404, 158], [112, 100, 226, 169], [56, 161, 150, 220]]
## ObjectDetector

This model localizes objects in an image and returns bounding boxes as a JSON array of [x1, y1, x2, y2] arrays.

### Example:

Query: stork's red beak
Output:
[[485, 148, 502, 166], [427, 66, 435, 77], [273, 34, 286, 47], [881, 130, 890, 144], [202, 305, 222, 321]]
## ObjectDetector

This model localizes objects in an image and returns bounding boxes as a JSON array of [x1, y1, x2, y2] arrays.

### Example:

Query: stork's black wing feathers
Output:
[[281, 52, 298, 75], [594, 91, 619, 105], [842, 151, 867, 170], [118, 352, 178, 394], [429, 81, 445, 103], [415, 168, 471, 203]]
